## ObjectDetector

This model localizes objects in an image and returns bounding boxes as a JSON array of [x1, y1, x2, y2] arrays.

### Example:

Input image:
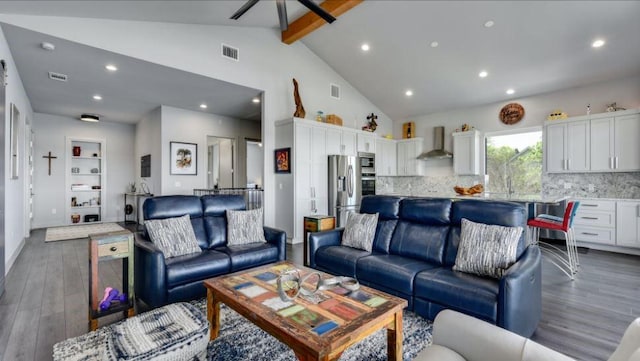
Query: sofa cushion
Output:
[[145, 215, 202, 258], [360, 195, 402, 253], [202, 194, 245, 249], [227, 208, 267, 246], [389, 221, 449, 264], [414, 267, 499, 322], [214, 243, 279, 272], [446, 200, 527, 266], [356, 254, 439, 295], [453, 218, 523, 278], [165, 250, 231, 288], [386, 198, 451, 264], [314, 246, 371, 277], [144, 195, 208, 249], [341, 212, 379, 252]]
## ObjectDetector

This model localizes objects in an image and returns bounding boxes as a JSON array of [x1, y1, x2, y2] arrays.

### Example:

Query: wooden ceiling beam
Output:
[[282, 0, 363, 44]]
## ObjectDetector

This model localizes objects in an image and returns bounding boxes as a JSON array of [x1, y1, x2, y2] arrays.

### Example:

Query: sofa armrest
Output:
[[264, 226, 286, 261], [134, 235, 168, 308], [308, 228, 343, 268], [498, 245, 542, 337], [414, 309, 573, 361]]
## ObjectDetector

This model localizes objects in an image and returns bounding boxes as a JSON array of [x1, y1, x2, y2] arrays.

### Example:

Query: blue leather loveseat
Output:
[[309, 195, 541, 337], [135, 194, 286, 308]]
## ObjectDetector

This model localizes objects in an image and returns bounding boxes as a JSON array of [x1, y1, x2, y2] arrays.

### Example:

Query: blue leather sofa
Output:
[[135, 195, 286, 308], [309, 195, 541, 337]]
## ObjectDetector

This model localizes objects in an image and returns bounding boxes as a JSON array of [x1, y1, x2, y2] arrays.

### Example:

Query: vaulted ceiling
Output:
[[0, 1, 639, 123]]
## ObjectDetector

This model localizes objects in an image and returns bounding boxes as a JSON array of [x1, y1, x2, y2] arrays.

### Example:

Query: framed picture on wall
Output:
[[274, 147, 291, 174], [170, 141, 197, 175]]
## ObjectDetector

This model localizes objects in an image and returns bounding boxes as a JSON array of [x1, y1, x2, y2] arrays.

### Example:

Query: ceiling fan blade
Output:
[[276, 0, 289, 31], [230, 0, 260, 20], [297, 0, 336, 24]]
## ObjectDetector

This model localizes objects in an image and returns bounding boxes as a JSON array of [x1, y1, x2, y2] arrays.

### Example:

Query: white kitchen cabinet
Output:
[[545, 120, 589, 173], [590, 112, 640, 172], [452, 130, 480, 175], [616, 201, 640, 248], [275, 118, 330, 244], [573, 199, 616, 245], [375, 138, 397, 176], [66, 138, 106, 225], [396, 138, 423, 176], [326, 127, 357, 156], [357, 132, 376, 154]]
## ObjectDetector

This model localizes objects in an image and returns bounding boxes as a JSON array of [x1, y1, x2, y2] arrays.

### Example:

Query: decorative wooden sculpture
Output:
[[362, 113, 378, 132], [293, 78, 306, 118]]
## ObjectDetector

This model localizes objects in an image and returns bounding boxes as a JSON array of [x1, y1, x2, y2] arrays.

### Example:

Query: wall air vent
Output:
[[48, 71, 68, 82], [221, 44, 239, 61], [330, 83, 340, 99]]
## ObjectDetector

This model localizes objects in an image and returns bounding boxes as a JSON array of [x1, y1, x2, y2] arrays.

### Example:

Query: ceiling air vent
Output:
[[48, 71, 68, 82], [221, 44, 239, 61], [330, 83, 340, 99]]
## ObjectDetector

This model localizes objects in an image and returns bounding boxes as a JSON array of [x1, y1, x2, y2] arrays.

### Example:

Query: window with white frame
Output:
[[485, 129, 542, 195]]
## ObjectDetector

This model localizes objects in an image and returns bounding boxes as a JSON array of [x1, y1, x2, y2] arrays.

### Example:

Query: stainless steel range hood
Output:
[[417, 126, 453, 160]]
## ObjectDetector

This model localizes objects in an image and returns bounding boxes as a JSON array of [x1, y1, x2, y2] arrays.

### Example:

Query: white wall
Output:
[[0, 26, 33, 274], [135, 107, 162, 194], [0, 15, 394, 226], [396, 74, 640, 176], [159, 106, 261, 195], [33, 113, 135, 227]]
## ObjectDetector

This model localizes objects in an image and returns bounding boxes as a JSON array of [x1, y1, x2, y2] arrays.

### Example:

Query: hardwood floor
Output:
[[0, 228, 638, 361]]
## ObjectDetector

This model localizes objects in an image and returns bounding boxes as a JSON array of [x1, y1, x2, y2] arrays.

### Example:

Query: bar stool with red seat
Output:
[[527, 201, 580, 280]]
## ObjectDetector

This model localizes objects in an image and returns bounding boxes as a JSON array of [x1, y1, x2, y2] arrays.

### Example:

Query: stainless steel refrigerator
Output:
[[328, 155, 360, 227]]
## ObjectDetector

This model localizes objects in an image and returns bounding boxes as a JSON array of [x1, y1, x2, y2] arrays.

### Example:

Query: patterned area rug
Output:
[[45, 223, 125, 242], [193, 299, 433, 361]]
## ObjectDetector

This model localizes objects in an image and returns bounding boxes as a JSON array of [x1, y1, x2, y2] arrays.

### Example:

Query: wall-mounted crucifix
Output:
[[43, 151, 57, 176]]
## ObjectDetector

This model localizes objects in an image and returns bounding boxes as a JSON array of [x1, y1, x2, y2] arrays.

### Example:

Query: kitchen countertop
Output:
[[378, 191, 569, 204]]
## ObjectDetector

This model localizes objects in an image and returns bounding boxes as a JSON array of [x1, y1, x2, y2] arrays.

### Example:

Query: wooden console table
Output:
[[88, 229, 135, 330], [303, 215, 336, 266]]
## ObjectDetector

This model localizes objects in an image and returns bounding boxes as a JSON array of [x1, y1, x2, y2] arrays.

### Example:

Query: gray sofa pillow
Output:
[[453, 218, 523, 278], [227, 208, 267, 246], [341, 212, 379, 252], [145, 214, 201, 258]]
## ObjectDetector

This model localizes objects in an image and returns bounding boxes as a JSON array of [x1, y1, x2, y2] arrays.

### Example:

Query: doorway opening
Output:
[[207, 136, 235, 189]]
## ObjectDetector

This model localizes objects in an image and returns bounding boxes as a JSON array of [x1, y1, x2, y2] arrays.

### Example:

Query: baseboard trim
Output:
[[5, 237, 25, 276]]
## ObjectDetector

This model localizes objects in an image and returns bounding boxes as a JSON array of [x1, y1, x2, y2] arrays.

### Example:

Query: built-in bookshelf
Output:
[[65, 137, 106, 225]]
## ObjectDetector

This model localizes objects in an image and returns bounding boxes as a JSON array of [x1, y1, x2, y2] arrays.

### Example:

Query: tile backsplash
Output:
[[378, 172, 640, 199], [542, 172, 640, 199]]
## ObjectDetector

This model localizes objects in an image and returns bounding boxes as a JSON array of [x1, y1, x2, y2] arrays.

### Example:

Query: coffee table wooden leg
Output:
[[386, 310, 403, 361], [207, 288, 221, 340]]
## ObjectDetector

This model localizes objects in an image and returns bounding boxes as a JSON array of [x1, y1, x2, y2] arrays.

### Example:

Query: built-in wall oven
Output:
[[358, 152, 376, 196]]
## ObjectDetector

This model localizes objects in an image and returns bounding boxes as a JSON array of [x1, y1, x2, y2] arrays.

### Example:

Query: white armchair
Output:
[[414, 309, 640, 361]]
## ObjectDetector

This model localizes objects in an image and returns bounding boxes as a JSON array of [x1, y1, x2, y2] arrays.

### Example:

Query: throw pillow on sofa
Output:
[[145, 214, 202, 258], [453, 218, 523, 278], [227, 208, 267, 246], [341, 211, 379, 252]]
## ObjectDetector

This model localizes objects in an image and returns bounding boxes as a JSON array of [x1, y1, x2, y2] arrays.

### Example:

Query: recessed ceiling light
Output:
[[41, 42, 55, 51], [80, 114, 99, 122], [484, 20, 495, 28], [199, 103, 208, 109], [479, 71, 488, 78], [361, 43, 370, 51], [105, 64, 118, 72], [506, 88, 515, 95], [252, 97, 260, 103], [592, 39, 605, 48], [92, 94, 102, 100], [405, 90, 413, 97], [430, 41, 439, 48]]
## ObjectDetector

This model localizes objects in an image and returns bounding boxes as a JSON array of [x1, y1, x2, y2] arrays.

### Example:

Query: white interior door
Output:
[[24, 125, 33, 236]]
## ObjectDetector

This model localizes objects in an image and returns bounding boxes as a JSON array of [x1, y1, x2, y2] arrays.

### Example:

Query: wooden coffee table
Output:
[[204, 261, 408, 361]]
